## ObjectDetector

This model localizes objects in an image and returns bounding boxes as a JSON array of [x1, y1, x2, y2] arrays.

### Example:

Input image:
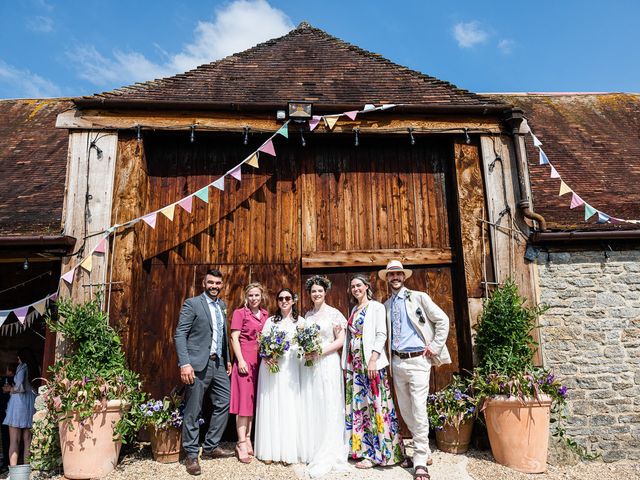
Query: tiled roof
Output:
[[0, 98, 73, 236], [80, 23, 506, 109], [490, 93, 640, 232]]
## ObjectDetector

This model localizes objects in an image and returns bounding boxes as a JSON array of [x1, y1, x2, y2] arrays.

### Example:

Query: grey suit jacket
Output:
[[174, 293, 230, 372]]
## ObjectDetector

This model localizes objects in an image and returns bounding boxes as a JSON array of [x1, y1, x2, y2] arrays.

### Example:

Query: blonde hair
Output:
[[244, 282, 266, 307]]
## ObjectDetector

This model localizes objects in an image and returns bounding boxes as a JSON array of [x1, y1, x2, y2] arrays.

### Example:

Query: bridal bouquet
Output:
[[258, 325, 290, 373], [295, 323, 323, 367]]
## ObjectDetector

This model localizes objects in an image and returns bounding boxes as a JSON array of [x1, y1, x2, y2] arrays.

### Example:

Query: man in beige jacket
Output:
[[379, 260, 451, 480]]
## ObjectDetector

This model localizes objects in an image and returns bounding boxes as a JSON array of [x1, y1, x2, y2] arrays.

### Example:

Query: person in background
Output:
[[0, 364, 15, 472], [2, 349, 38, 467]]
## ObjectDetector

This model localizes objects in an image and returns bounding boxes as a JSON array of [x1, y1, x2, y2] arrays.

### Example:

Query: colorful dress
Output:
[[229, 306, 269, 417], [345, 307, 404, 466]]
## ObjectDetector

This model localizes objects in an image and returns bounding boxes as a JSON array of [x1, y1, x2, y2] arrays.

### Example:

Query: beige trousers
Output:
[[392, 354, 432, 466]]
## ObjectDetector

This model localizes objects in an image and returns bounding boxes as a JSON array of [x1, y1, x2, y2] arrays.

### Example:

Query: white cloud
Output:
[[498, 39, 515, 54], [67, 0, 294, 88], [0, 59, 61, 98], [453, 21, 488, 48], [27, 15, 54, 33]]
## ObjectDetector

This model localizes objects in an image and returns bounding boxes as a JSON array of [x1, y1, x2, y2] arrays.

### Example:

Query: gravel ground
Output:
[[4, 441, 638, 480]]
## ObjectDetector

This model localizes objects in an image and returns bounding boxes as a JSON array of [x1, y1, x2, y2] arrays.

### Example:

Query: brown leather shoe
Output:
[[201, 446, 235, 459], [185, 457, 201, 476]]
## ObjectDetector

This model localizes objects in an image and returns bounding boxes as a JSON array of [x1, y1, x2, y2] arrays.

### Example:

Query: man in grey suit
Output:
[[175, 269, 233, 476]]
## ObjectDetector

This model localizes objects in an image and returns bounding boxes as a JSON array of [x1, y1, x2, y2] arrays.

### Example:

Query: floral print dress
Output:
[[345, 307, 405, 466]]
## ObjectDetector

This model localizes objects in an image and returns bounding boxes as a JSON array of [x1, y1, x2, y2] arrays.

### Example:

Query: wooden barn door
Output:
[[299, 135, 459, 390]]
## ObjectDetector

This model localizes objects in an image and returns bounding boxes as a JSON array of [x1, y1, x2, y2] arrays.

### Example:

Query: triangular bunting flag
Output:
[[33, 299, 47, 316], [178, 196, 193, 213], [539, 149, 550, 165], [532, 134, 542, 147], [94, 237, 107, 254], [570, 193, 584, 209], [212, 177, 225, 191], [61, 268, 75, 285], [49, 292, 59, 302], [344, 110, 358, 120], [363, 104, 376, 111], [324, 116, 339, 130], [80, 254, 93, 272], [160, 204, 175, 221], [597, 212, 610, 223], [559, 181, 572, 196], [550, 165, 560, 178], [309, 116, 322, 131], [245, 153, 259, 168], [229, 166, 242, 181], [106, 226, 116, 233], [0, 311, 9, 327], [14, 306, 29, 325], [584, 204, 597, 220], [195, 187, 209, 203], [258, 139, 276, 157], [610, 216, 625, 224], [276, 124, 289, 138], [142, 212, 158, 228], [379, 104, 397, 110]]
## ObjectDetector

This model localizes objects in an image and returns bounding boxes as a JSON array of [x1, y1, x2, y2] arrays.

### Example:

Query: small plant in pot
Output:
[[32, 296, 144, 479], [134, 393, 184, 463], [473, 279, 565, 474], [427, 374, 477, 454]]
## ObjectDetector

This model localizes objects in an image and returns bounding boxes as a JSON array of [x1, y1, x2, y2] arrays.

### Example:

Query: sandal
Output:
[[246, 438, 254, 456], [355, 459, 374, 469], [235, 440, 252, 464], [414, 465, 430, 480], [402, 458, 432, 468]]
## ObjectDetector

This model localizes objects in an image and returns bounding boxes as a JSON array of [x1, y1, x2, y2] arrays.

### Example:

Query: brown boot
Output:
[[201, 445, 235, 459], [185, 456, 201, 476]]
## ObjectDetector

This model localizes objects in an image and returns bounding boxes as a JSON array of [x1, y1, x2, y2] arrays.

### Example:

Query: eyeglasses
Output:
[[277, 296, 292, 302]]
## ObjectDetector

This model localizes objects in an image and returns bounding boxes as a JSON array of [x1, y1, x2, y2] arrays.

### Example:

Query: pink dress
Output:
[[229, 306, 269, 416]]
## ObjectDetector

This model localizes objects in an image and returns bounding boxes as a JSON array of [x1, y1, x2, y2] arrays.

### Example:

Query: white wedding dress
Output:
[[254, 315, 305, 464], [300, 305, 351, 477]]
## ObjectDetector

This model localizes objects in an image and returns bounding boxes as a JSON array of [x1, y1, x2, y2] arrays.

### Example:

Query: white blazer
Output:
[[341, 300, 390, 370]]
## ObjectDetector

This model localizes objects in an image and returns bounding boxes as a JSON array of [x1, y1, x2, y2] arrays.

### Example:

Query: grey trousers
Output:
[[182, 356, 231, 457]]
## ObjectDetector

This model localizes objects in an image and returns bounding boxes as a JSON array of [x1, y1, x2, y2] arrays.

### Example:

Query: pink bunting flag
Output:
[[229, 165, 242, 181], [570, 193, 584, 209], [178, 196, 193, 213], [259, 139, 276, 157], [61, 268, 75, 285], [309, 116, 322, 131], [344, 110, 358, 120], [550, 165, 560, 178], [49, 292, 59, 302], [610, 216, 625, 224], [142, 212, 158, 229], [94, 237, 107, 254], [14, 306, 29, 324]]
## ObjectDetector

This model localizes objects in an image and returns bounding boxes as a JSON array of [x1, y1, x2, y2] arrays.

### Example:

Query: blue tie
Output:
[[213, 301, 224, 358]]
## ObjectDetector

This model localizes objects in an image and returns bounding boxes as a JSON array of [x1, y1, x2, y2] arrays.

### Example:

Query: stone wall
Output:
[[537, 249, 640, 462]]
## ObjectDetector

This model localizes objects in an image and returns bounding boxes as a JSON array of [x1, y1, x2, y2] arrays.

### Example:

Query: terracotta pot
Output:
[[435, 418, 474, 454], [484, 395, 552, 473], [149, 426, 182, 463], [58, 400, 125, 479]]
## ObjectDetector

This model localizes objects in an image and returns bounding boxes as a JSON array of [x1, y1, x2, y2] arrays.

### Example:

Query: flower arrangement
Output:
[[258, 325, 290, 373], [427, 375, 478, 431], [294, 323, 323, 366], [135, 394, 183, 431], [472, 369, 567, 405]]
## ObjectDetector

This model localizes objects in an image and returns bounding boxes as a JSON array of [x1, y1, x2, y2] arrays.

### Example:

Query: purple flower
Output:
[[468, 406, 475, 413], [546, 374, 555, 384], [197, 418, 205, 425], [453, 390, 463, 401], [559, 386, 568, 398]]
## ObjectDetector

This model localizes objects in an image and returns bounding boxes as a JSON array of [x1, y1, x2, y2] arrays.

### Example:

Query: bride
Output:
[[300, 275, 350, 477]]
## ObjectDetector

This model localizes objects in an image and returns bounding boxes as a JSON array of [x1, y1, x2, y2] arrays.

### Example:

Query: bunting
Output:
[[0, 291, 57, 333], [195, 187, 209, 203], [570, 193, 584, 209], [344, 110, 358, 121], [309, 116, 322, 131], [14, 306, 29, 325], [212, 177, 225, 191], [142, 212, 158, 228], [539, 149, 550, 165], [80, 254, 93, 273], [276, 124, 289, 138], [584, 204, 597, 220], [245, 153, 259, 168], [559, 181, 572, 196], [61, 268, 75, 284], [229, 166, 242, 181], [178, 196, 193, 213], [258, 139, 276, 157], [160, 204, 175, 221], [324, 116, 339, 130], [94, 237, 107, 254]]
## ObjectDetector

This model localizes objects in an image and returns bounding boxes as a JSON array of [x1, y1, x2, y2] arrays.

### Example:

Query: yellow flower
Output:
[[375, 413, 385, 432], [351, 434, 362, 451]]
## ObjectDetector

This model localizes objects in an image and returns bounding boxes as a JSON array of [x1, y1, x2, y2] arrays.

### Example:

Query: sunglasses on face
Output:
[[277, 296, 293, 302]]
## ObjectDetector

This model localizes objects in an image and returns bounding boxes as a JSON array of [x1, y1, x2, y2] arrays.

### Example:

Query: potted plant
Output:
[[134, 394, 183, 463], [427, 374, 477, 454], [32, 297, 144, 479], [473, 279, 566, 473]]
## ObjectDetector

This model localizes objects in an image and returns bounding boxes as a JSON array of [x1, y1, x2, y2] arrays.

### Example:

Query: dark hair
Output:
[[17, 348, 40, 388], [305, 275, 332, 293], [205, 269, 223, 279], [273, 288, 299, 323], [349, 274, 374, 301]]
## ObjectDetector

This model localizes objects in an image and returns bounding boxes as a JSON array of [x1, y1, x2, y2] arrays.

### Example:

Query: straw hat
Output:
[[378, 260, 413, 281]]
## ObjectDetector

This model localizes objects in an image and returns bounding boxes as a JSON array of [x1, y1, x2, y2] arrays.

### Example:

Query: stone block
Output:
[[596, 292, 626, 306]]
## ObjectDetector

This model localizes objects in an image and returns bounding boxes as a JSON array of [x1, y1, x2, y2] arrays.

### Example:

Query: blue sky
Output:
[[1, 0, 638, 99]]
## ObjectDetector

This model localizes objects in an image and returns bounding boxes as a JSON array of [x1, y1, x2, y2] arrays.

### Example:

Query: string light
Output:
[[190, 125, 196, 143], [136, 125, 142, 142], [243, 126, 250, 145], [23, 258, 29, 270], [408, 127, 415, 146], [464, 128, 471, 144], [300, 129, 306, 147], [353, 127, 360, 147]]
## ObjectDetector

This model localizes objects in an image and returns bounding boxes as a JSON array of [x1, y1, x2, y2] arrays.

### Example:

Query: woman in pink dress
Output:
[[229, 282, 269, 463]]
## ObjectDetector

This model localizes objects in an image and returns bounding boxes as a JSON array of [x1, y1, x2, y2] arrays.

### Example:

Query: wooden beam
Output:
[[302, 248, 453, 269]]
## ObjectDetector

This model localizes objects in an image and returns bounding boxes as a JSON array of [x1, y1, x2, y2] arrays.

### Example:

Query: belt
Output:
[[393, 350, 423, 360], [209, 353, 219, 360]]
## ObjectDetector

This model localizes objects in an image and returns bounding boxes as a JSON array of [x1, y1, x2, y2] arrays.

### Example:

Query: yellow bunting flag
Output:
[[559, 180, 572, 196], [80, 255, 93, 272], [33, 299, 47, 316], [245, 153, 259, 168], [160, 204, 175, 221], [324, 116, 339, 130]]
